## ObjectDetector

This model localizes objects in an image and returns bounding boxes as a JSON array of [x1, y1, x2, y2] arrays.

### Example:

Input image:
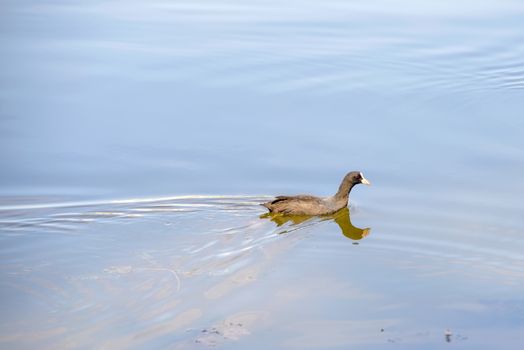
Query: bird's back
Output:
[[262, 195, 336, 215]]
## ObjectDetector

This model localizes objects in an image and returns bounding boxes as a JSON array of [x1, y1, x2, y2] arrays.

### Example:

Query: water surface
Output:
[[1, 0, 524, 349]]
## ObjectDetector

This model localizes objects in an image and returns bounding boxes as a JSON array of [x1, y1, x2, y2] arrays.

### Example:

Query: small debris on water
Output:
[[445, 328, 452, 342]]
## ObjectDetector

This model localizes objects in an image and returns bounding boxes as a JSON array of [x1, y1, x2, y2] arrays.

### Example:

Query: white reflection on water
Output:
[[1, 0, 524, 348], [0, 195, 523, 348]]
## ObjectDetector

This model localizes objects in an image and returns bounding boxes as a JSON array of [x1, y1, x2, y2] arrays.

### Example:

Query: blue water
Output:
[[1, 0, 524, 349]]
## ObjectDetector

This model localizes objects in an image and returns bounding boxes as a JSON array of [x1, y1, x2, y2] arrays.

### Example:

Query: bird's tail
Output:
[[260, 202, 273, 211]]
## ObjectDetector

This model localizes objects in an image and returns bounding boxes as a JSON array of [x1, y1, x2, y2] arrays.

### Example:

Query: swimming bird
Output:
[[262, 171, 370, 215]]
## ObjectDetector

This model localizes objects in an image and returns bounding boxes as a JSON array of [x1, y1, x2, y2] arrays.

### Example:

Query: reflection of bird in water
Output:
[[262, 171, 370, 215], [326, 207, 370, 241], [260, 207, 370, 241]]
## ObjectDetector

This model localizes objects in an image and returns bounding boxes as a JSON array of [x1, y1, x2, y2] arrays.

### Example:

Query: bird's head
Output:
[[347, 171, 371, 186]]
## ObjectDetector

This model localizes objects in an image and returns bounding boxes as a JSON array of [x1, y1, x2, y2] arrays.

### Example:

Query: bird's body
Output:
[[262, 171, 370, 216], [262, 195, 346, 215]]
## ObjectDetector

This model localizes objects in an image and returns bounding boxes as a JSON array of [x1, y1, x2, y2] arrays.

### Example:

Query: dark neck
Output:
[[334, 177, 356, 202]]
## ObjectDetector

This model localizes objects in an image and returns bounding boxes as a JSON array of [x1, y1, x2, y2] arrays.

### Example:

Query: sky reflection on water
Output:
[[1, 0, 524, 349]]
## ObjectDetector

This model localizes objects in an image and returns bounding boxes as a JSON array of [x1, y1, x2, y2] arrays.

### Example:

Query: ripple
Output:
[[0, 195, 271, 232], [8, 0, 524, 94], [1, 193, 524, 348]]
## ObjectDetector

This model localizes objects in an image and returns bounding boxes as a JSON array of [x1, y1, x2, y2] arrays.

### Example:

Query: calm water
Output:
[[1, 0, 524, 349]]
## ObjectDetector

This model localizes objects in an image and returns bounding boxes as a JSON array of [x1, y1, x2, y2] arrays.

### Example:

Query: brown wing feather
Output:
[[262, 195, 325, 214], [266, 195, 318, 206]]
